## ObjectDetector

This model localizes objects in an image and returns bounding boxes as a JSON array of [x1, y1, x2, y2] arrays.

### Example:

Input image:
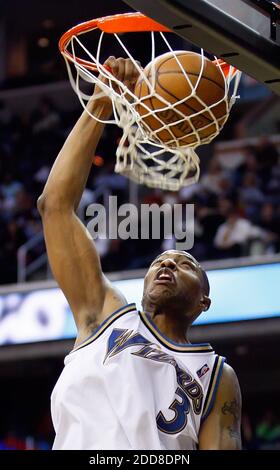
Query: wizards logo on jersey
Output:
[[104, 328, 152, 363], [105, 328, 203, 434]]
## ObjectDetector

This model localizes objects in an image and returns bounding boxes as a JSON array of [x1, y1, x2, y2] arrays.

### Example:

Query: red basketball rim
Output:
[[59, 12, 171, 72]]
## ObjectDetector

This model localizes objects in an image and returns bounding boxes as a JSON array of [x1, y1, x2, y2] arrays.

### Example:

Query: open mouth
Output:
[[154, 268, 175, 285]]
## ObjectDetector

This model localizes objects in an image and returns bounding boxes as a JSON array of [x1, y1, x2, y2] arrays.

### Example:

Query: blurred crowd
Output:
[[0, 96, 280, 284]]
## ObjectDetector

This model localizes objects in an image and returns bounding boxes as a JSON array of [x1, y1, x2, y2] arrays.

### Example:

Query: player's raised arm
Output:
[[37, 57, 139, 339], [198, 363, 242, 450]]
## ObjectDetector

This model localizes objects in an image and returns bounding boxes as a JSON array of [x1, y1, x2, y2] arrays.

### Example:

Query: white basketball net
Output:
[[61, 22, 241, 190]]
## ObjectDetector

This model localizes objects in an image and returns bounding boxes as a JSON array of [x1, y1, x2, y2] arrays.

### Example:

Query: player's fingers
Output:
[[103, 57, 141, 85], [125, 59, 141, 81], [115, 58, 126, 82], [123, 60, 141, 91], [103, 56, 119, 76], [124, 59, 135, 81]]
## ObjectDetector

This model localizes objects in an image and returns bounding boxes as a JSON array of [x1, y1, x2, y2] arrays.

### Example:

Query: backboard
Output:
[[123, 0, 280, 95]]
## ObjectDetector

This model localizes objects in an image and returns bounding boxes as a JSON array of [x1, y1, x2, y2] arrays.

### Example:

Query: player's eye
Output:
[[181, 261, 194, 269], [152, 260, 161, 266]]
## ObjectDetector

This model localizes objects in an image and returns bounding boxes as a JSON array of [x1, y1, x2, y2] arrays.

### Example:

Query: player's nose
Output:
[[160, 258, 177, 270]]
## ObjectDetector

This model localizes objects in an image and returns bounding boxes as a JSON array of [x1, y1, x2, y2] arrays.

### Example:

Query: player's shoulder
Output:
[[221, 363, 238, 381], [217, 362, 241, 400]]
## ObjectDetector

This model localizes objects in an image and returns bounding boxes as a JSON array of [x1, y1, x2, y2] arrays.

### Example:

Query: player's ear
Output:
[[200, 295, 211, 312]]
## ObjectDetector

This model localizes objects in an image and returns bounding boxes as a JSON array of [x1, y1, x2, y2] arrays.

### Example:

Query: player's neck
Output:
[[147, 310, 191, 344]]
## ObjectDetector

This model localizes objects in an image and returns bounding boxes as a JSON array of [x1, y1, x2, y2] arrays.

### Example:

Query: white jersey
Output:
[[51, 303, 225, 450]]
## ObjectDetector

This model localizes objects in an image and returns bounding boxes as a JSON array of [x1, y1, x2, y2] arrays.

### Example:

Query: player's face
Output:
[[142, 250, 207, 317]]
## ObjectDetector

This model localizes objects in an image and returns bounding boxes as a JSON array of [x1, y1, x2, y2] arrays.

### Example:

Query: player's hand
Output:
[[104, 56, 141, 91], [93, 56, 141, 106]]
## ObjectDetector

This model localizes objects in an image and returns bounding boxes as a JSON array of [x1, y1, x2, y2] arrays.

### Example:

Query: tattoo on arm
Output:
[[222, 400, 239, 420], [227, 427, 241, 450], [227, 426, 240, 440], [222, 400, 242, 449]]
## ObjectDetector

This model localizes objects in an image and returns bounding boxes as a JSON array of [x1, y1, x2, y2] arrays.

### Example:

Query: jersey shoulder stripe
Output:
[[201, 355, 226, 421]]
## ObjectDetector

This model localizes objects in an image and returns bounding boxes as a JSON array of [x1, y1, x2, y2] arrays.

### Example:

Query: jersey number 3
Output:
[[156, 387, 189, 434]]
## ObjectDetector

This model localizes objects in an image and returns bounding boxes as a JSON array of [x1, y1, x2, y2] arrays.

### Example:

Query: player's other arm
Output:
[[198, 364, 242, 450], [37, 57, 139, 336]]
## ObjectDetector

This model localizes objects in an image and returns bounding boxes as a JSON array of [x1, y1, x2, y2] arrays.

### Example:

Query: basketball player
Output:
[[38, 57, 242, 450]]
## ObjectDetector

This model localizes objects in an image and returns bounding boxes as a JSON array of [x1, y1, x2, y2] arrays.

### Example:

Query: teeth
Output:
[[159, 273, 171, 280]]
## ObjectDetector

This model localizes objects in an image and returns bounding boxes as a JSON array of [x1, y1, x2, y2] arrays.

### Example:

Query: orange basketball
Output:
[[134, 51, 228, 147]]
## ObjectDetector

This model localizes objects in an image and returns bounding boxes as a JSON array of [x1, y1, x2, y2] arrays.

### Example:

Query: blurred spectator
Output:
[[234, 146, 258, 185], [216, 175, 236, 200], [23, 216, 42, 240], [31, 97, 61, 135], [192, 201, 227, 260], [257, 203, 280, 252], [0, 171, 22, 204], [238, 171, 264, 218], [256, 139, 279, 190], [0, 188, 16, 216], [15, 188, 34, 217], [0, 219, 27, 284], [200, 158, 228, 195], [214, 209, 266, 258]]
